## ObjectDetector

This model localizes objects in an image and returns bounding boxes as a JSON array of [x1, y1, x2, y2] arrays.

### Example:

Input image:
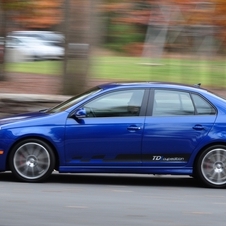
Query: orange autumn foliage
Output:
[[2, 0, 63, 29]]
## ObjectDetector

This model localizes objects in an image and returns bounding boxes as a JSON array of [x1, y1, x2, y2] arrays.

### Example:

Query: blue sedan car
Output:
[[0, 82, 226, 188]]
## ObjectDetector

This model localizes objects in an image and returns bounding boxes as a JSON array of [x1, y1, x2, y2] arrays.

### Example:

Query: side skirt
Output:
[[58, 166, 193, 175]]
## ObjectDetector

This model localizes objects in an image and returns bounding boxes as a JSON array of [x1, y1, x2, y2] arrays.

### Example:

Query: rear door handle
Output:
[[193, 125, 204, 130]]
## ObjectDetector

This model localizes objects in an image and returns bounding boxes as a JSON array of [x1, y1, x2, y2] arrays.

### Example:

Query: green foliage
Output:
[[105, 24, 145, 52], [1, 0, 31, 11]]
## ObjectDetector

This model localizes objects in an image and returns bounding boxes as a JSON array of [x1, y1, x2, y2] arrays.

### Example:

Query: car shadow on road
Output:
[[50, 173, 201, 188], [0, 171, 202, 188]]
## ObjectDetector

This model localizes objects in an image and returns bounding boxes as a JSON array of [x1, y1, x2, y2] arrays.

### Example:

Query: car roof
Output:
[[98, 81, 206, 92]]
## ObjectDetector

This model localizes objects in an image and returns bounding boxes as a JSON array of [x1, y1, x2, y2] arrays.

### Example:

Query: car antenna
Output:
[[194, 83, 201, 87]]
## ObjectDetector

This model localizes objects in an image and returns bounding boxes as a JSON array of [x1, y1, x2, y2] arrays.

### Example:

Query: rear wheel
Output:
[[9, 139, 55, 182], [196, 145, 226, 188]]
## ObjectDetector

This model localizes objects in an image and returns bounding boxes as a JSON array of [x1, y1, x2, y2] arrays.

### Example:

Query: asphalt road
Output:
[[0, 172, 226, 226]]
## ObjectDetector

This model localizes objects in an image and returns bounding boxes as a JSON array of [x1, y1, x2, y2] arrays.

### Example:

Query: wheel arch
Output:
[[6, 136, 60, 171]]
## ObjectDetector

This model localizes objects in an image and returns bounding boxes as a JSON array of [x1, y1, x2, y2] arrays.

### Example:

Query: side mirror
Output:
[[74, 108, 86, 119]]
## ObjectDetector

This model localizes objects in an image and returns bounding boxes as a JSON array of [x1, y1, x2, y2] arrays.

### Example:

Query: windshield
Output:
[[46, 87, 102, 113]]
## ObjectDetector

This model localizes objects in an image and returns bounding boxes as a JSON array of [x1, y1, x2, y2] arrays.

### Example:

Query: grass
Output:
[[93, 56, 226, 87], [5, 61, 63, 75], [5, 56, 226, 88]]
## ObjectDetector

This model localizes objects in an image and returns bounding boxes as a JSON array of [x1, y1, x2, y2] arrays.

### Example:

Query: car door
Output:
[[65, 88, 148, 166], [142, 89, 217, 166]]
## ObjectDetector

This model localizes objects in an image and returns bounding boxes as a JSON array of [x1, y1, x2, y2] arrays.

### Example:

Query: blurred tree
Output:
[[212, 0, 226, 51], [0, 0, 63, 30], [0, 0, 32, 80], [100, 0, 150, 53], [15, 0, 63, 29], [100, 0, 226, 54], [0, 0, 63, 81], [62, 0, 98, 95], [0, 0, 5, 81], [1, 0, 29, 10]]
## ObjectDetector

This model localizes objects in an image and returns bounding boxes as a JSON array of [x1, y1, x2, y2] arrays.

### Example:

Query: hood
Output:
[[0, 112, 48, 126]]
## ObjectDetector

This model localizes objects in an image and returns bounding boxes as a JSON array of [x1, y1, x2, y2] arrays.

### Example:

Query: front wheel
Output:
[[196, 145, 226, 188], [9, 139, 55, 182]]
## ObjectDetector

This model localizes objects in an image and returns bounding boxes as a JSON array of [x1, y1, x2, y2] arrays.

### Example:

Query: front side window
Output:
[[83, 89, 145, 117], [153, 90, 195, 116]]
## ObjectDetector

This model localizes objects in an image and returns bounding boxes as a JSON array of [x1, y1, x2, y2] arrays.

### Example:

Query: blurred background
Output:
[[1, 0, 226, 95]]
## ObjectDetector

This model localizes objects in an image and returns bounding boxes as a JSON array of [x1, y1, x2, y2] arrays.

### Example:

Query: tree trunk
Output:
[[0, 2, 6, 81], [62, 0, 92, 95]]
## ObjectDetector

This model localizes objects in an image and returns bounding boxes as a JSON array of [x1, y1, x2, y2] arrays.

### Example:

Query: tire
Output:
[[196, 145, 226, 188], [9, 139, 55, 182]]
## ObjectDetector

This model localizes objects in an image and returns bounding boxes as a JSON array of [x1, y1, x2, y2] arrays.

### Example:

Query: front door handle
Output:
[[193, 125, 204, 130], [127, 126, 141, 131]]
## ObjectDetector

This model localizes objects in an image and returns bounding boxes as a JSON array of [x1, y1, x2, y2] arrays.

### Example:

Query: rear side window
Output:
[[152, 89, 216, 116], [153, 90, 195, 116], [191, 94, 216, 115]]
